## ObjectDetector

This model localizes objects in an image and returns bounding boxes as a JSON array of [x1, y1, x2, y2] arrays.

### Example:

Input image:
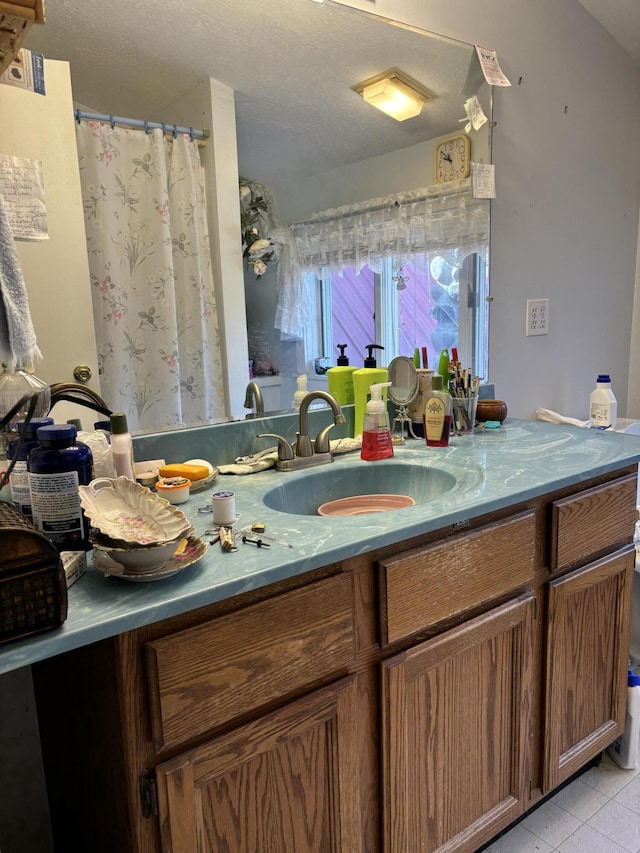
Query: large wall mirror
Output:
[[27, 0, 492, 423]]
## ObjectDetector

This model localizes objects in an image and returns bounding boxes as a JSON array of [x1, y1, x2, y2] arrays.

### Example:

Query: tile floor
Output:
[[483, 751, 640, 853]]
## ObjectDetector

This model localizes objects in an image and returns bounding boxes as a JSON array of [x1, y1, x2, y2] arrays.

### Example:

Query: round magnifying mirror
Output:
[[387, 356, 419, 406]]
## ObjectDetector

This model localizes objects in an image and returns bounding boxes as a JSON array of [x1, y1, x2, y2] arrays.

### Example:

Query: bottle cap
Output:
[[629, 671, 640, 687], [597, 374, 611, 384], [15, 417, 53, 440], [431, 375, 443, 391], [296, 374, 308, 392], [36, 424, 77, 446], [336, 344, 349, 366], [110, 413, 130, 435], [366, 382, 391, 414], [364, 344, 384, 368]]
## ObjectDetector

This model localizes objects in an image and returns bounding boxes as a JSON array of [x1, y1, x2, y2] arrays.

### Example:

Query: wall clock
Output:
[[434, 133, 471, 183]]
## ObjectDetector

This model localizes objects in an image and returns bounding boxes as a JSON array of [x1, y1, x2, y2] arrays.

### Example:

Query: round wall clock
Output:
[[434, 133, 471, 184]]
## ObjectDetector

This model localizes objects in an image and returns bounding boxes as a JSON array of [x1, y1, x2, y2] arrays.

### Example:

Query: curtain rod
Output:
[[74, 109, 209, 141]]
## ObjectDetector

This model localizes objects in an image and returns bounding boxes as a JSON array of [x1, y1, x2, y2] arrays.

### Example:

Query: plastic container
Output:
[[327, 344, 357, 406], [7, 417, 54, 519], [607, 670, 640, 769], [110, 413, 135, 480], [437, 348, 451, 386], [353, 345, 388, 438], [28, 424, 94, 551], [408, 369, 434, 438], [424, 375, 452, 447], [292, 374, 308, 411], [361, 382, 393, 461], [590, 374, 617, 430]]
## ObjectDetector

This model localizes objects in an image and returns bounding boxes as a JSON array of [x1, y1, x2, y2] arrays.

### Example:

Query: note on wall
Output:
[[0, 153, 49, 240]]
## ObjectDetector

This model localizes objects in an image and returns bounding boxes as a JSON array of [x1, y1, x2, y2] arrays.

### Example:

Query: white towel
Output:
[[218, 436, 362, 475], [535, 408, 591, 428], [0, 192, 41, 370]]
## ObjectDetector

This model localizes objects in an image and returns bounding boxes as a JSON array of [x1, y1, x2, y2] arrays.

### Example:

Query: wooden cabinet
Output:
[[0, 0, 45, 74], [32, 466, 638, 853], [381, 595, 535, 853]]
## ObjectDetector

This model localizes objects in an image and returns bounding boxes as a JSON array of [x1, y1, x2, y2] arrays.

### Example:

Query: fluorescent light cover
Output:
[[363, 77, 424, 121]]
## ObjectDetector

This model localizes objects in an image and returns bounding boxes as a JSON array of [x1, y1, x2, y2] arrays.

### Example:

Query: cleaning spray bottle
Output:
[[327, 344, 357, 406], [361, 382, 393, 461], [353, 344, 388, 437]]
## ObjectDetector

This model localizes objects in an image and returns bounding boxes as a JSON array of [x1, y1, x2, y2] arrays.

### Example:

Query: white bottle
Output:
[[590, 374, 617, 430], [607, 671, 640, 769], [109, 413, 135, 480], [293, 374, 308, 411]]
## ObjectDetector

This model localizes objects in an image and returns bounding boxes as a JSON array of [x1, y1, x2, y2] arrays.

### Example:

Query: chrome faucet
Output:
[[257, 390, 345, 471], [243, 381, 264, 419]]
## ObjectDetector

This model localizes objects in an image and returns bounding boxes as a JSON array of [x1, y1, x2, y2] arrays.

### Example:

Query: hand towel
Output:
[[0, 192, 41, 370], [535, 408, 591, 428], [218, 435, 363, 475]]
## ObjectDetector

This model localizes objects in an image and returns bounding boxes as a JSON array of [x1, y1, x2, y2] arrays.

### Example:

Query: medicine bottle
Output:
[[590, 374, 617, 429], [7, 417, 53, 519], [28, 423, 94, 551], [110, 413, 135, 480]]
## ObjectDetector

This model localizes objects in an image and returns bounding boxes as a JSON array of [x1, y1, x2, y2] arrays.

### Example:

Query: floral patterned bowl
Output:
[[91, 535, 189, 573], [79, 477, 194, 546]]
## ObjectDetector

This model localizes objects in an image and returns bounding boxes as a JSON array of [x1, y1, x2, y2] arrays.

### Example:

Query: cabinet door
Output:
[[154, 675, 362, 853], [381, 594, 535, 853], [543, 547, 634, 792]]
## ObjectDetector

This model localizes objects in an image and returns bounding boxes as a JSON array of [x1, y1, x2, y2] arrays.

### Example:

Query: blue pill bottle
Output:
[[28, 424, 94, 551], [7, 417, 54, 519]]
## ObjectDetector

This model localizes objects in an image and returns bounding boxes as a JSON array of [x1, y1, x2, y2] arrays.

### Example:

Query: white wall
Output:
[[337, 0, 640, 420]]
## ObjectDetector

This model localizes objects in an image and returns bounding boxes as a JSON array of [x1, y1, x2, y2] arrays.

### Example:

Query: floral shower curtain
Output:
[[75, 121, 225, 431]]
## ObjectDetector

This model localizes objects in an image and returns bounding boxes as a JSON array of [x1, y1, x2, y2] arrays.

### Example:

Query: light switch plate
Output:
[[526, 298, 549, 336]]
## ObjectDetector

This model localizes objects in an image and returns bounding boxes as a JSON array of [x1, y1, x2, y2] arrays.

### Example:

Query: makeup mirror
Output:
[[388, 356, 421, 442]]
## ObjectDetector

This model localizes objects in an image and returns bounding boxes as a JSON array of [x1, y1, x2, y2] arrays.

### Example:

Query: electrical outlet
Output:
[[526, 298, 549, 336]]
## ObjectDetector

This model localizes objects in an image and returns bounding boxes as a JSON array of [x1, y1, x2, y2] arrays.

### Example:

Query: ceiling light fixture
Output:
[[352, 68, 433, 122]]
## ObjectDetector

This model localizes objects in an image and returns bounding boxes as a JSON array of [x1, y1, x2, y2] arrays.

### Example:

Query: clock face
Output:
[[435, 134, 471, 183]]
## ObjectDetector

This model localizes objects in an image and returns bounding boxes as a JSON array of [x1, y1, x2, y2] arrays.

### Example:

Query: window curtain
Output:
[[75, 121, 225, 431], [274, 179, 489, 339]]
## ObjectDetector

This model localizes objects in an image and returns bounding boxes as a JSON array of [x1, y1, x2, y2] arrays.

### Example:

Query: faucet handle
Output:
[[314, 423, 337, 454], [256, 433, 295, 461]]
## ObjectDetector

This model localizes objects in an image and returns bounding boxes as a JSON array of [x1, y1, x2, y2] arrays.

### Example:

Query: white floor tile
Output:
[[614, 775, 640, 815], [587, 799, 640, 852], [520, 800, 582, 848], [554, 823, 631, 853], [550, 778, 610, 821], [482, 823, 554, 853], [582, 756, 637, 799]]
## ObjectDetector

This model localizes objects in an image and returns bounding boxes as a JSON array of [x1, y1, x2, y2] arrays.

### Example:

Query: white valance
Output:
[[274, 179, 490, 338]]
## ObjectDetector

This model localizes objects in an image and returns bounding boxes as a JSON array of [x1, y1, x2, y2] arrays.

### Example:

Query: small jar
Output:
[[156, 476, 191, 504]]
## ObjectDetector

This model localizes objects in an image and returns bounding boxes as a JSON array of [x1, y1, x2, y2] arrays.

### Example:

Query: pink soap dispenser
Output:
[[361, 382, 393, 461]]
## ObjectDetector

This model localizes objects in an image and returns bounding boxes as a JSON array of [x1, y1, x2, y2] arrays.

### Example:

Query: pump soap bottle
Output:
[[327, 344, 357, 406], [293, 374, 308, 411], [110, 413, 135, 480], [361, 382, 393, 461], [424, 375, 452, 447], [353, 344, 388, 437]]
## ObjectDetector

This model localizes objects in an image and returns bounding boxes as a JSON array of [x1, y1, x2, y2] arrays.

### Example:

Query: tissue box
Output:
[[61, 551, 87, 589]]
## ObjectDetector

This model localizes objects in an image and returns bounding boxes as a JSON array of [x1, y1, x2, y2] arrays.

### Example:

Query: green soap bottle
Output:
[[327, 344, 357, 406], [353, 344, 388, 438]]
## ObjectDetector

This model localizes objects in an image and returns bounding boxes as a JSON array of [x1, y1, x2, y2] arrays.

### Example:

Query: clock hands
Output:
[[440, 151, 453, 163]]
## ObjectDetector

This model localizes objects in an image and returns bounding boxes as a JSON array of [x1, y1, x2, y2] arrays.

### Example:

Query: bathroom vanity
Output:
[[3, 420, 640, 853]]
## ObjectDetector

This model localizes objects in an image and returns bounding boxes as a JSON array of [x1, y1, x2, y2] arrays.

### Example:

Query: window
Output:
[[313, 249, 488, 379]]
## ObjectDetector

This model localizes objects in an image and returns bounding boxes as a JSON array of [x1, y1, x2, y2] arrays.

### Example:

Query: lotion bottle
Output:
[[590, 374, 617, 429], [110, 413, 135, 480], [424, 375, 452, 447], [327, 344, 357, 406], [353, 344, 388, 437], [293, 373, 308, 411], [361, 382, 393, 461]]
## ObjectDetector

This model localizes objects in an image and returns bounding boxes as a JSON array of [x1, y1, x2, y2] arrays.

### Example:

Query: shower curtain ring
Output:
[[109, 115, 115, 129], [189, 127, 194, 141], [144, 120, 149, 134]]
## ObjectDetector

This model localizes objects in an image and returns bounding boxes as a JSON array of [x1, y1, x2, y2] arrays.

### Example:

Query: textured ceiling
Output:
[[25, 0, 480, 190]]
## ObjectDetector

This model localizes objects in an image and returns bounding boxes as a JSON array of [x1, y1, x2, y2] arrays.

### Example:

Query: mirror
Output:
[[388, 356, 419, 407], [26, 0, 492, 425]]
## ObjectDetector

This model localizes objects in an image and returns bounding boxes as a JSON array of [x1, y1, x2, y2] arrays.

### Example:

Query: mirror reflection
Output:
[[25, 0, 493, 427]]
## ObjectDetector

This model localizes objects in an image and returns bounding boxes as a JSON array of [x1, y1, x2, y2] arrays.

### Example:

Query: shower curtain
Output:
[[75, 121, 225, 431]]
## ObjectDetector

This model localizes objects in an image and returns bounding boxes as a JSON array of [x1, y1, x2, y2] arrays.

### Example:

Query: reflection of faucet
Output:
[[48, 383, 111, 416], [244, 381, 264, 419], [257, 390, 345, 472]]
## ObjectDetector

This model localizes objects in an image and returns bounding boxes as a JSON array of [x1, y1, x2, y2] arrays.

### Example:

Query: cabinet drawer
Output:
[[379, 510, 536, 646], [551, 473, 637, 573], [145, 572, 356, 751]]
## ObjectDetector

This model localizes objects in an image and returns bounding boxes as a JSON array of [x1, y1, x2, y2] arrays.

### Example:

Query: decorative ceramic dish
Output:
[[79, 476, 193, 545], [92, 535, 207, 581], [91, 535, 190, 572], [317, 494, 416, 516]]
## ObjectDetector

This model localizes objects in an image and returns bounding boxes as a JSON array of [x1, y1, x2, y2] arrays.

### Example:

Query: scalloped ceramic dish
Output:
[[93, 535, 207, 581], [79, 476, 193, 545], [91, 535, 191, 572]]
